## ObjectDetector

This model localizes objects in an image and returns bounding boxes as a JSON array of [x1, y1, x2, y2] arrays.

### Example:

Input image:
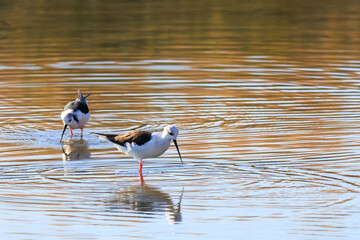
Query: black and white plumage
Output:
[[92, 125, 183, 175], [60, 90, 91, 142]]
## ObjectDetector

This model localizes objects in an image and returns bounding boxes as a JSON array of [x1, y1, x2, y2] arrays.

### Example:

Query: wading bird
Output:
[[60, 90, 91, 142], [92, 125, 183, 176]]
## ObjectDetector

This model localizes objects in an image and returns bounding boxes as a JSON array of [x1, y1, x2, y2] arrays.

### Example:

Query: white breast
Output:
[[75, 111, 90, 129], [61, 109, 90, 129], [124, 133, 171, 161]]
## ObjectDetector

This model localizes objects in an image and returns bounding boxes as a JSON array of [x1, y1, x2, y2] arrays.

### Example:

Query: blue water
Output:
[[1, 0, 360, 239]]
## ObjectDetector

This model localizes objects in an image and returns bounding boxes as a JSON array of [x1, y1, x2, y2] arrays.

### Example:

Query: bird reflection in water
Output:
[[108, 176, 184, 224], [61, 139, 91, 161]]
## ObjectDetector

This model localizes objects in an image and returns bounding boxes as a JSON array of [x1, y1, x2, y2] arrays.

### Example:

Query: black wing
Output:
[[95, 130, 152, 147], [64, 101, 89, 114]]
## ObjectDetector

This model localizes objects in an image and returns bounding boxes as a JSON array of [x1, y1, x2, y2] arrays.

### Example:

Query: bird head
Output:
[[60, 113, 78, 142], [162, 125, 183, 163], [163, 125, 179, 140]]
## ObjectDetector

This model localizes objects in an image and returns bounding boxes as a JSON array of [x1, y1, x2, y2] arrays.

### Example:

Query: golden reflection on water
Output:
[[62, 139, 91, 161], [107, 178, 183, 224], [0, 0, 360, 239]]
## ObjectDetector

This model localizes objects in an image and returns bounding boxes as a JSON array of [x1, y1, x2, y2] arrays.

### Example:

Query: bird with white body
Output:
[[60, 90, 91, 142], [92, 125, 183, 176]]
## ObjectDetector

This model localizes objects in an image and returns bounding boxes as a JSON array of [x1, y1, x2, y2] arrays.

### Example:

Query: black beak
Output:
[[84, 93, 91, 99], [173, 140, 183, 164], [60, 125, 67, 142]]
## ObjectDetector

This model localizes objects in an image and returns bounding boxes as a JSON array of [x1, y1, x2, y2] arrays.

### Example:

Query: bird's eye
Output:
[[69, 119, 72, 122], [169, 132, 174, 136]]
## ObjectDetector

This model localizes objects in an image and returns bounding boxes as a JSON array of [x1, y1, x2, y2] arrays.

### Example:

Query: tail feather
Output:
[[92, 132, 127, 152], [91, 132, 110, 141], [77, 90, 91, 102], [91, 132, 106, 136]]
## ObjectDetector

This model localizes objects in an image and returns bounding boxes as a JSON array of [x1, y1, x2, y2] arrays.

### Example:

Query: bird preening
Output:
[[60, 90, 91, 142]]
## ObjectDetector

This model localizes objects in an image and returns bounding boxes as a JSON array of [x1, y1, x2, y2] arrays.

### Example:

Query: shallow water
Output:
[[1, 0, 360, 239]]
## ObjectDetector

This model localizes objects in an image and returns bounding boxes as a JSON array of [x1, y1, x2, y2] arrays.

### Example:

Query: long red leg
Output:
[[138, 161, 145, 186], [70, 129, 73, 135], [139, 162, 143, 175], [81, 129, 83, 138], [139, 174, 145, 187]]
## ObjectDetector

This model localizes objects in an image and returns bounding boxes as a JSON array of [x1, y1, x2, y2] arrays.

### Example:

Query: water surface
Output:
[[1, 0, 360, 239]]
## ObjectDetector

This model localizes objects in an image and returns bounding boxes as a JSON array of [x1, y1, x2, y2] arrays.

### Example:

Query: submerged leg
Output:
[[139, 174, 145, 187]]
